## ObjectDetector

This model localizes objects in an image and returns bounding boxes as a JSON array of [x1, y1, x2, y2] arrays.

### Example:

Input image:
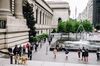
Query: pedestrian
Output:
[[53, 48, 57, 59], [28, 46, 32, 60], [35, 43, 38, 52], [23, 45, 26, 54], [48, 37, 52, 45], [77, 48, 81, 59], [13, 45, 19, 64], [8, 47, 13, 64], [48, 40, 51, 45], [18, 45, 22, 57], [65, 48, 69, 59], [40, 41, 42, 48], [26, 43, 30, 53], [84, 49, 89, 62], [81, 47, 85, 61], [96, 48, 100, 60], [26, 43, 30, 49]]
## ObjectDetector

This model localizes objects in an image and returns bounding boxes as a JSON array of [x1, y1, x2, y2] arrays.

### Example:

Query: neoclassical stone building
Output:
[[28, 0, 53, 35], [46, 1, 70, 28], [0, 0, 70, 49], [28, 0, 70, 34], [0, 0, 29, 49]]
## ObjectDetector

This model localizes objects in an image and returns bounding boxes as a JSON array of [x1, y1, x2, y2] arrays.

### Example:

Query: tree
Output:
[[23, 0, 36, 43], [57, 21, 66, 33], [82, 20, 93, 32]]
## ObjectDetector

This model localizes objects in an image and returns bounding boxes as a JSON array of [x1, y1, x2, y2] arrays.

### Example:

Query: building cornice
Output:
[[46, 1, 69, 5], [42, 0, 53, 12], [35, 0, 53, 15], [52, 7, 70, 9]]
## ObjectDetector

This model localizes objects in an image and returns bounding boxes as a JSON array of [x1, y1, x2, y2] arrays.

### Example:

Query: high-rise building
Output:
[[93, 0, 100, 28], [78, 0, 100, 29]]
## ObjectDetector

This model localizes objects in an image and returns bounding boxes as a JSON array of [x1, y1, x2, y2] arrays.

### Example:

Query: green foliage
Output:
[[32, 37, 37, 42], [57, 21, 66, 32], [82, 20, 93, 32], [57, 19, 93, 33], [65, 19, 75, 33], [32, 34, 48, 42]]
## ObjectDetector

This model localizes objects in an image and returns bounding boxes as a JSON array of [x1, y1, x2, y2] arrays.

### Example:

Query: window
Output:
[[0, 20, 6, 29], [40, 11, 42, 24], [36, 9, 38, 23], [43, 13, 44, 24]]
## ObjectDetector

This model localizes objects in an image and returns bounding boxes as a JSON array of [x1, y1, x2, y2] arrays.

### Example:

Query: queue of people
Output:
[[8, 43, 34, 64], [77, 47, 100, 62], [7, 40, 45, 64]]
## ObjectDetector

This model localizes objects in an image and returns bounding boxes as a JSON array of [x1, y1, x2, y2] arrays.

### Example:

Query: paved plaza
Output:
[[0, 37, 100, 66], [31, 38, 100, 65]]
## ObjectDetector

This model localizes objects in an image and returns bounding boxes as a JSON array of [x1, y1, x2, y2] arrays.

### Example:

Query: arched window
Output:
[[58, 17, 62, 23]]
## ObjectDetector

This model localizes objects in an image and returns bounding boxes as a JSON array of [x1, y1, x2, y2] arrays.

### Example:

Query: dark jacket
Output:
[[13, 47, 19, 55]]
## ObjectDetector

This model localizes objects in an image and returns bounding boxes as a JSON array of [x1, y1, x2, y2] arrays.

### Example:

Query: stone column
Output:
[[38, 10, 40, 24], [47, 15, 49, 25], [44, 13, 45, 25], [45, 15, 47, 25], [41, 12, 44, 25], [0, 0, 11, 16], [14, 0, 23, 18]]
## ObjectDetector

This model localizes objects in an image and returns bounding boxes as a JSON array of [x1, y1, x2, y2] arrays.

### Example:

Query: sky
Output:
[[45, 0, 89, 19]]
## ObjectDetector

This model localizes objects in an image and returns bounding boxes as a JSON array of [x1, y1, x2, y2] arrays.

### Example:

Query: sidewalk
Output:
[[0, 37, 58, 66], [0, 37, 100, 66], [31, 37, 100, 65]]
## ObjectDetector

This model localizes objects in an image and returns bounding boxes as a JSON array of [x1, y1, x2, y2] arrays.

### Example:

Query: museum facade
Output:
[[0, 0, 70, 49]]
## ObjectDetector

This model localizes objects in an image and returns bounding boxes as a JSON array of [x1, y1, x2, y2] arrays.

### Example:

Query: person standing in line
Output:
[[81, 47, 85, 61], [18, 45, 22, 57], [23, 45, 26, 54], [53, 48, 57, 59], [85, 49, 89, 62], [96, 48, 100, 60], [77, 48, 81, 59], [13, 45, 19, 64], [28, 45, 33, 60], [8, 47, 13, 64]]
